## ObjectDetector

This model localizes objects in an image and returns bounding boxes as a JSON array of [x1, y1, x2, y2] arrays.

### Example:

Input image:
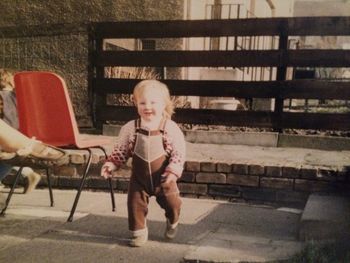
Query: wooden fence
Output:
[[90, 17, 350, 131]]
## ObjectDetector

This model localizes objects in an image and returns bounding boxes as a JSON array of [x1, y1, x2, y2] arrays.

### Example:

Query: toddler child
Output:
[[101, 80, 186, 247]]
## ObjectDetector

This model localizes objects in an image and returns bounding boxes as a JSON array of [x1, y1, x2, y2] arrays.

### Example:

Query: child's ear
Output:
[[131, 95, 137, 106]]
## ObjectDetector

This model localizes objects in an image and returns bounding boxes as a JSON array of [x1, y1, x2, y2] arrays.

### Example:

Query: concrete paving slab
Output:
[[95, 132, 350, 169], [184, 230, 304, 263], [6, 207, 88, 220], [0, 214, 65, 252], [2, 189, 219, 224], [299, 193, 350, 241], [0, 189, 306, 263], [186, 142, 350, 169]]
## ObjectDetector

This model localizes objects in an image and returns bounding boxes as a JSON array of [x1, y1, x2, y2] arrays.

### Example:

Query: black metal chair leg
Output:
[[0, 166, 23, 216], [46, 168, 54, 207], [67, 149, 92, 222], [97, 146, 116, 212], [108, 178, 115, 212]]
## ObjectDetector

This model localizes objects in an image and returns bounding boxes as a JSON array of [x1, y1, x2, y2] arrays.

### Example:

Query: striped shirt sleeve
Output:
[[106, 120, 134, 170]]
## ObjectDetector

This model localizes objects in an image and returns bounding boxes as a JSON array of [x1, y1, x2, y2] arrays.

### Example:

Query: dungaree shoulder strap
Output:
[[159, 118, 167, 134], [134, 118, 141, 132]]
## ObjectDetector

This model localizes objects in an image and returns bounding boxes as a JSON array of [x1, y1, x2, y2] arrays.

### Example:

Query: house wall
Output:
[[184, 0, 290, 110], [294, 0, 350, 80], [294, 0, 350, 16]]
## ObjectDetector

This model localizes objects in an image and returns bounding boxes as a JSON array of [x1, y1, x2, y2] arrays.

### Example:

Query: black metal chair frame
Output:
[[67, 146, 115, 222], [0, 146, 116, 222], [0, 164, 53, 216]]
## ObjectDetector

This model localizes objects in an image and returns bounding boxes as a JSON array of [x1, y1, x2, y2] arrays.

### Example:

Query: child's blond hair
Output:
[[133, 80, 174, 119]]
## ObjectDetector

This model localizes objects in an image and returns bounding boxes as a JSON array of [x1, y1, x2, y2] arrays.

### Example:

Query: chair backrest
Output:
[[14, 71, 80, 147]]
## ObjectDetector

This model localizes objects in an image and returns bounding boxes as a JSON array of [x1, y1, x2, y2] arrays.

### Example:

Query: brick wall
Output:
[[5, 149, 349, 207]]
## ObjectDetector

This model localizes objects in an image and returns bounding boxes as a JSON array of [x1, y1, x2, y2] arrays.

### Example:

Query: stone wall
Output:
[[0, 0, 184, 127]]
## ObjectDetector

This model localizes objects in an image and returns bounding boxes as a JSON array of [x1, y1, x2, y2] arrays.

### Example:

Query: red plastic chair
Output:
[[14, 71, 115, 222]]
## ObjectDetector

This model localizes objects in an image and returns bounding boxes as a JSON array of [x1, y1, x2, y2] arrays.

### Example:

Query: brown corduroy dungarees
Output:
[[127, 119, 182, 231]]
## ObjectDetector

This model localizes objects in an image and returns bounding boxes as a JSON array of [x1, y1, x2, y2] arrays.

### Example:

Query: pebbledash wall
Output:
[[0, 0, 184, 127], [5, 148, 347, 208]]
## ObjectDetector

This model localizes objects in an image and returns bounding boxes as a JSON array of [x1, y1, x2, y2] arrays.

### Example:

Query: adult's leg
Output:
[[0, 119, 30, 152], [0, 162, 12, 181], [0, 162, 12, 208], [0, 119, 66, 161]]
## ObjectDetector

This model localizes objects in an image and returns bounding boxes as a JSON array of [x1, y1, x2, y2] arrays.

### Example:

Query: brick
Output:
[[300, 168, 317, 179], [1, 173, 25, 187], [208, 184, 241, 198], [37, 175, 58, 188], [113, 168, 131, 178], [179, 172, 196, 182], [88, 177, 113, 189], [217, 162, 232, 173], [337, 171, 348, 182], [265, 165, 282, 177], [341, 167, 350, 177], [227, 174, 259, 187], [249, 164, 265, 175], [116, 179, 129, 192], [337, 182, 350, 191], [232, 163, 248, 174], [178, 183, 208, 195], [52, 165, 77, 177], [212, 196, 231, 201], [180, 193, 198, 199], [199, 195, 215, 200], [260, 177, 293, 190], [282, 166, 300, 178], [317, 168, 337, 181], [185, 161, 200, 172], [58, 176, 82, 188], [76, 164, 90, 176], [294, 179, 336, 192], [91, 153, 101, 164], [241, 187, 276, 202], [200, 162, 216, 172], [87, 164, 103, 177], [99, 155, 107, 162], [196, 172, 226, 184], [70, 153, 86, 164]]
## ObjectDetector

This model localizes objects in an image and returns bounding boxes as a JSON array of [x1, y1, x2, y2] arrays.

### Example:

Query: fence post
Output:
[[89, 24, 105, 131], [87, 24, 96, 128], [274, 21, 288, 132]]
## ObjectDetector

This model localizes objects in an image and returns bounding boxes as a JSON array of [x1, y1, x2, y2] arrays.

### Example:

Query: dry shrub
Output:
[[104, 66, 190, 109], [105, 66, 159, 106]]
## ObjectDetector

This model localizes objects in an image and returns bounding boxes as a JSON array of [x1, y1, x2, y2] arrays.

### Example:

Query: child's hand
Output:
[[161, 172, 178, 184], [101, 162, 115, 179]]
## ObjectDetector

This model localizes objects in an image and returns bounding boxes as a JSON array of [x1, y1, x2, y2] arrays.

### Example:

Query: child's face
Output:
[[135, 88, 165, 122]]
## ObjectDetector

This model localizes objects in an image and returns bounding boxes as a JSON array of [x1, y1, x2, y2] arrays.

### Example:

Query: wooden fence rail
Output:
[[89, 17, 350, 131]]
